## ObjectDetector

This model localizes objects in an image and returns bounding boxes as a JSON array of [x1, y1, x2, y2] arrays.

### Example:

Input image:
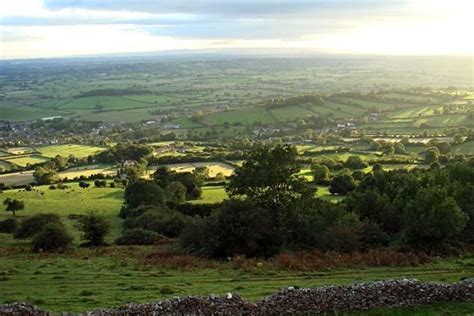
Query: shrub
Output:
[[344, 156, 368, 170], [49, 185, 57, 190], [32, 223, 73, 252], [14, 214, 61, 239], [175, 203, 220, 217], [94, 180, 107, 188], [124, 208, 187, 238], [0, 218, 19, 233], [180, 199, 279, 258], [159, 286, 176, 294], [115, 229, 162, 245], [78, 181, 90, 189], [329, 175, 355, 195], [76, 212, 110, 246]]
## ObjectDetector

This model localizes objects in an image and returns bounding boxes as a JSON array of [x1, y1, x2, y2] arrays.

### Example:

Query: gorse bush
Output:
[[115, 228, 162, 245], [32, 223, 73, 252], [76, 212, 110, 246], [14, 214, 61, 239], [124, 208, 187, 238], [0, 218, 19, 234]]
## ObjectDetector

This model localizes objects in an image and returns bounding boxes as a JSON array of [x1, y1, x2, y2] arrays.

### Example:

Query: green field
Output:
[[3, 155, 49, 167], [0, 184, 124, 243], [451, 141, 474, 154], [203, 107, 276, 126], [38, 144, 107, 158], [0, 250, 472, 313]]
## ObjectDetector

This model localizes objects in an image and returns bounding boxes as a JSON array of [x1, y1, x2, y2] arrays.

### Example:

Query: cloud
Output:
[[42, 0, 405, 17], [0, 0, 472, 58]]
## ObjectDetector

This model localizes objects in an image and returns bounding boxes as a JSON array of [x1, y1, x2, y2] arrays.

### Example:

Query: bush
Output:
[[94, 180, 107, 188], [124, 208, 187, 238], [329, 175, 355, 195], [175, 203, 220, 217], [31, 223, 73, 252], [76, 212, 110, 246], [78, 181, 90, 189], [49, 185, 57, 190], [115, 229, 162, 245], [344, 156, 368, 170], [14, 214, 61, 239], [0, 218, 19, 234], [180, 199, 279, 258]]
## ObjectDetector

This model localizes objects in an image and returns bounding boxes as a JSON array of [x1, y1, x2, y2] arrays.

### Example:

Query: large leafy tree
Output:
[[226, 145, 314, 210], [403, 187, 468, 246]]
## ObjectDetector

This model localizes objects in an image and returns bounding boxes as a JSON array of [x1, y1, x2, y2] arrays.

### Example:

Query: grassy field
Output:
[[451, 141, 474, 154], [58, 165, 117, 180], [191, 186, 228, 204], [3, 155, 50, 167], [203, 107, 276, 126], [0, 171, 35, 187], [38, 144, 107, 158], [158, 162, 235, 177], [0, 250, 472, 313], [0, 183, 124, 243]]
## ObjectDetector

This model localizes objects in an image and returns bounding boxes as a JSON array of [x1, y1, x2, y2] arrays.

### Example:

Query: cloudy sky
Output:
[[0, 0, 472, 59]]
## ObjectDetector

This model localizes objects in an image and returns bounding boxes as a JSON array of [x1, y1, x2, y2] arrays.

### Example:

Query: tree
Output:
[[78, 181, 90, 189], [394, 142, 407, 155], [192, 167, 209, 182], [124, 179, 165, 209], [3, 198, 25, 216], [424, 147, 440, 164], [94, 180, 107, 188], [311, 164, 330, 184], [32, 223, 73, 252], [345, 156, 368, 170], [179, 199, 279, 258], [403, 188, 468, 246], [329, 175, 355, 196], [33, 167, 59, 185], [227, 145, 314, 210], [76, 212, 110, 246], [165, 181, 187, 205]]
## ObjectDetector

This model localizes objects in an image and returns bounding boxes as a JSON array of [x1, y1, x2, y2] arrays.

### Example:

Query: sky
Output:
[[0, 0, 473, 59]]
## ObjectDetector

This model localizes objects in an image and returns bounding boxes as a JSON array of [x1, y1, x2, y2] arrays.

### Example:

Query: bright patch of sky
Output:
[[0, 0, 472, 59]]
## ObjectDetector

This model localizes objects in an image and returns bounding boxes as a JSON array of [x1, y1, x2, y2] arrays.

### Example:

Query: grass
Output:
[[0, 251, 471, 313], [0, 106, 67, 122], [4, 147, 36, 155], [38, 144, 107, 158], [0, 183, 124, 243], [0, 171, 35, 187], [158, 162, 234, 177], [191, 186, 228, 204], [58, 165, 117, 180], [451, 141, 474, 154], [2, 155, 50, 167], [203, 106, 276, 126]]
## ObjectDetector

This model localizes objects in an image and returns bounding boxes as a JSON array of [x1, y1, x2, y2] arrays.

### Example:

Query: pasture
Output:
[[2, 155, 49, 167], [149, 162, 235, 178], [0, 249, 471, 313], [38, 144, 107, 158], [0, 183, 124, 243]]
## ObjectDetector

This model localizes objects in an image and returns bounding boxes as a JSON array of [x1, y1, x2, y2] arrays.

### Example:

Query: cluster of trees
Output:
[[95, 143, 154, 163], [176, 145, 474, 258], [115, 167, 205, 244]]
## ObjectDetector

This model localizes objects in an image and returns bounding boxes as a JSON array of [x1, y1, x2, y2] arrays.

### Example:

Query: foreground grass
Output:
[[0, 248, 472, 313]]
